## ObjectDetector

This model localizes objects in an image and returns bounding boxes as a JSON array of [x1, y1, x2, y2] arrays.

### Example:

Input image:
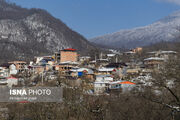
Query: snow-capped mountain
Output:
[[90, 10, 180, 49], [0, 0, 95, 62]]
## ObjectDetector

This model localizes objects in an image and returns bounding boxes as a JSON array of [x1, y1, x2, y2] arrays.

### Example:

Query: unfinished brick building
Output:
[[60, 48, 78, 63]]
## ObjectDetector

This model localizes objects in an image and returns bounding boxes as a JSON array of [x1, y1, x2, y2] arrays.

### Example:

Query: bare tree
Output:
[[141, 58, 180, 120]]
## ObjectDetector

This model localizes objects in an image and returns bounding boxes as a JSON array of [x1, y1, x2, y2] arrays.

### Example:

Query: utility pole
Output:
[[42, 69, 44, 85], [116, 56, 118, 63], [95, 55, 97, 62], [33, 67, 34, 75]]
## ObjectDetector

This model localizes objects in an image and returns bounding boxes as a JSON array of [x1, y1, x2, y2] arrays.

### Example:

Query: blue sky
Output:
[[8, 0, 180, 39]]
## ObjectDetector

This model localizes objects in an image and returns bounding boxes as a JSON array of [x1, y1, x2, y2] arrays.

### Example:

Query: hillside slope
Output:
[[0, 0, 95, 62], [90, 10, 180, 49]]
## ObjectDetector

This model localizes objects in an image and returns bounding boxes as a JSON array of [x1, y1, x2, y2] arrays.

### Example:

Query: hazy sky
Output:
[[9, 0, 180, 39]]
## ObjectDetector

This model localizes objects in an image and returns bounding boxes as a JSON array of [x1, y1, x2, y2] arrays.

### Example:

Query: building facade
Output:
[[60, 48, 78, 63]]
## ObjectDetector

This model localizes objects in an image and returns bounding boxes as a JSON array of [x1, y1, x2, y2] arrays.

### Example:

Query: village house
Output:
[[108, 81, 122, 92], [124, 51, 136, 55], [106, 62, 127, 69], [123, 47, 142, 56], [107, 54, 116, 58], [28, 65, 45, 74], [94, 75, 114, 94], [148, 50, 177, 59], [70, 67, 94, 80], [96, 67, 115, 75], [39, 58, 54, 66], [96, 75, 114, 82], [9, 64, 18, 75], [126, 68, 140, 78], [8, 61, 27, 72], [55, 61, 79, 76], [60, 48, 78, 63], [96, 59, 109, 67], [94, 78, 136, 94], [132, 47, 143, 53], [88, 60, 96, 68], [94, 81, 109, 94], [79, 56, 91, 62], [106, 54, 116, 61], [109, 81, 136, 93], [105, 63, 127, 79], [159, 51, 177, 59], [144, 57, 165, 69], [34, 56, 54, 65], [58, 62, 79, 71]]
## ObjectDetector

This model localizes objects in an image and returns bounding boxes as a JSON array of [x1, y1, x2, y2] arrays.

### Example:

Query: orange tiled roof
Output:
[[63, 48, 76, 51], [120, 81, 136, 85]]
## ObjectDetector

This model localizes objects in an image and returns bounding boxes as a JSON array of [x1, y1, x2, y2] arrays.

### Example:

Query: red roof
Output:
[[6, 77, 18, 80], [120, 81, 136, 85], [63, 48, 76, 51], [17, 101, 30, 103]]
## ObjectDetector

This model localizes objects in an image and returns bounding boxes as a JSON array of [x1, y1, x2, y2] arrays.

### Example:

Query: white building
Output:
[[6, 77, 18, 87], [94, 75, 114, 94], [94, 81, 109, 94], [96, 75, 113, 82], [9, 64, 18, 75], [97, 67, 115, 75]]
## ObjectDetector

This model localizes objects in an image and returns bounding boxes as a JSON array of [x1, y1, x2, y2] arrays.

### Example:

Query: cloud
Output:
[[156, 0, 180, 5]]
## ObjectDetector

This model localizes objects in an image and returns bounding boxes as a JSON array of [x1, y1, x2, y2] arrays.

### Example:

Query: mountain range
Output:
[[90, 10, 180, 49], [0, 0, 95, 62]]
